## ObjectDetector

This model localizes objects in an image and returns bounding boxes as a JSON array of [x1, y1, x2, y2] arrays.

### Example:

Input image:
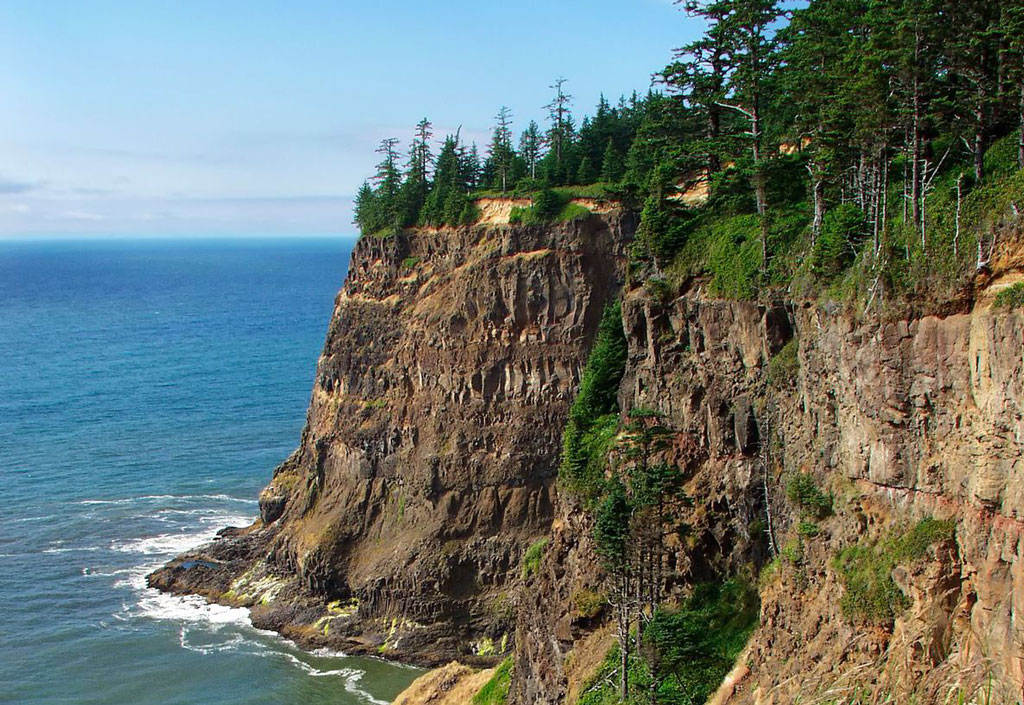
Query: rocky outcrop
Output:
[[149, 211, 634, 665]]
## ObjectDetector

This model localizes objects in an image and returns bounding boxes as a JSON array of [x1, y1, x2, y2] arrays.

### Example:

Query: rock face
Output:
[[154, 205, 1024, 702], [514, 227, 1024, 704], [149, 212, 634, 664]]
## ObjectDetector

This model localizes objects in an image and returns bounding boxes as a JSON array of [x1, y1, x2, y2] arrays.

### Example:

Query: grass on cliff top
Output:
[[833, 517, 955, 623], [471, 182, 614, 201], [472, 656, 513, 705]]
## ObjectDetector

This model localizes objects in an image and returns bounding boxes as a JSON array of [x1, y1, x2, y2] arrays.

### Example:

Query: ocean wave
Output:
[[109, 514, 254, 556], [77, 494, 258, 507], [265, 651, 388, 704], [41, 545, 103, 554]]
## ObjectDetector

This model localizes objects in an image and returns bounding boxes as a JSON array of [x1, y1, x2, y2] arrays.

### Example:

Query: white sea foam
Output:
[[109, 513, 254, 556], [78, 494, 257, 507], [108, 502, 389, 701], [263, 651, 387, 704], [41, 546, 102, 554]]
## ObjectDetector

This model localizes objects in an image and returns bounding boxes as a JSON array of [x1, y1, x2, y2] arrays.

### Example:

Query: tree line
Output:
[[356, 0, 1024, 306]]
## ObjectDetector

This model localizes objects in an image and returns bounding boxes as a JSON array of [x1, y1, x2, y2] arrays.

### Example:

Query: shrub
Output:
[[401, 256, 420, 270], [797, 521, 820, 538], [812, 203, 866, 279], [521, 537, 549, 579], [473, 656, 513, 705], [533, 188, 568, 220], [706, 214, 763, 300], [785, 472, 832, 519], [572, 589, 606, 619], [558, 202, 592, 222]]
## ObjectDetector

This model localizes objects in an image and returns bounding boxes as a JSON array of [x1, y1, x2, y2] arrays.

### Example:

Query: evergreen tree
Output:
[[518, 121, 543, 180], [663, 1, 733, 177], [401, 118, 434, 225], [372, 137, 403, 233], [545, 77, 574, 170], [576, 155, 597, 184], [600, 139, 626, 183], [486, 106, 516, 192]]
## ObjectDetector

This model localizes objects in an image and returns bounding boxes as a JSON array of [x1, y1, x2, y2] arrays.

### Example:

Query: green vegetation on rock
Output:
[[993, 282, 1024, 310], [833, 518, 955, 623], [472, 656, 513, 705], [521, 537, 549, 580]]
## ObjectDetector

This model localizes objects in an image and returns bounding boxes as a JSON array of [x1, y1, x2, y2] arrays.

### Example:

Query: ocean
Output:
[[0, 237, 422, 705]]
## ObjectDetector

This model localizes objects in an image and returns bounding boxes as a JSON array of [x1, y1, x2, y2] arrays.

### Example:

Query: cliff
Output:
[[151, 204, 1024, 703], [149, 209, 635, 664], [514, 226, 1024, 704]]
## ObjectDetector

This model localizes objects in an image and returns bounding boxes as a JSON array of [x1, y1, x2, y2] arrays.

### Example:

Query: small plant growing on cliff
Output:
[[572, 588, 606, 619], [521, 537, 549, 579], [992, 282, 1024, 310], [785, 472, 832, 519], [767, 339, 799, 387], [473, 656, 513, 705], [401, 256, 420, 270]]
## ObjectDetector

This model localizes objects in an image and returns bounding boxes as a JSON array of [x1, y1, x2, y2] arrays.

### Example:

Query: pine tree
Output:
[[401, 118, 434, 225], [576, 155, 597, 184], [545, 77, 573, 169], [353, 181, 378, 234], [487, 106, 516, 192], [518, 121, 543, 180], [600, 139, 626, 183], [372, 137, 403, 233], [663, 1, 733, 176]]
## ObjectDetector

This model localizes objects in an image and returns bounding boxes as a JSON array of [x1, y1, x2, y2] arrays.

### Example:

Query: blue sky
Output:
[[0, 1, 700, 237]]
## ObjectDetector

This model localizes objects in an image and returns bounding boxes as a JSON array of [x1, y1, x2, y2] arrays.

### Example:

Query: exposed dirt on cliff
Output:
[[391, 662, 495, 705]]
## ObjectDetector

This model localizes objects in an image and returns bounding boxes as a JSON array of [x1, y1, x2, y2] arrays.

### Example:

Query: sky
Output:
[[0, 1, 701, 237]]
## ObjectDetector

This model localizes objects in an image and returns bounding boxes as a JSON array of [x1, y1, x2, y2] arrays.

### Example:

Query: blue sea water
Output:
[[0, 238, 422, 705]]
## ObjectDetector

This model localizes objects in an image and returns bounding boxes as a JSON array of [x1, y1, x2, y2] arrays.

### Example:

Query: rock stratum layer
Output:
[[149, 212, 634, 664], [153, 208, 1024, 703]]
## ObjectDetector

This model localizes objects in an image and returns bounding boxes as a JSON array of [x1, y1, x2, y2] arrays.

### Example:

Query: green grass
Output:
[[470, 182, 614, 201], [993, 282, 1024, 310], [577, 643, 653, 705], [833, 518, 955, 623], [472, 656, 513, 705], [401, 256, 420, 270]]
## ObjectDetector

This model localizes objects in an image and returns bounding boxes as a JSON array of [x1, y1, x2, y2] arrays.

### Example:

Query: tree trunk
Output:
[[911, 33, 923, 227], [1019, 77, 1024, 169], [618, 597, 629, 703], [911, 81, 922, 227], [809, 162, 824, 245], [974, 98, 985, 183]]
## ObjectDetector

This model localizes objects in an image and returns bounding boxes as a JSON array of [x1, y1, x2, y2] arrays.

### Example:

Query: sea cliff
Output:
[[152, 204, 1024, 702]]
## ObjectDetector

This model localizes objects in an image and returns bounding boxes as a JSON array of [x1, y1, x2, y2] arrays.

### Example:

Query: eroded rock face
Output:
[[515, 228, 1024, 704], [149, 213, 633, 665]]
